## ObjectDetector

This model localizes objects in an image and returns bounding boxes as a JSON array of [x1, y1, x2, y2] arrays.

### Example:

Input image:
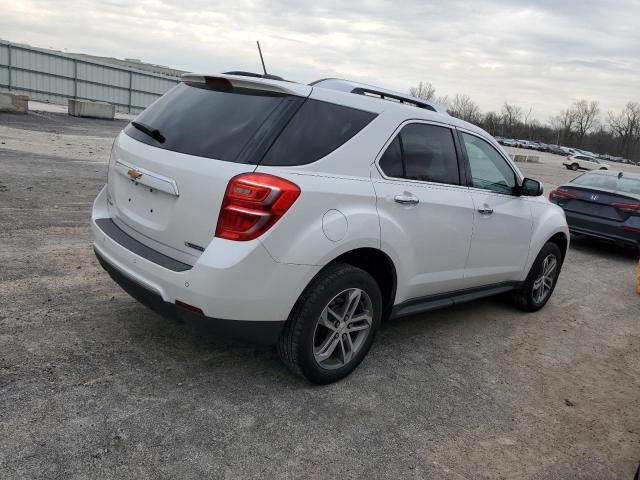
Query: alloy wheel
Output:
[[532, 254, 558, 304], [313, 288, 373, 370]]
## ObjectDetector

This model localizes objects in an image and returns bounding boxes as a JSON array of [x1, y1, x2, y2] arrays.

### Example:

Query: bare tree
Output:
[[608, 102, 640, 158], [435, 94, 450, 110], [501, 102, 522, 137], [523, 106, 534, 139], [552, 108, 577, 145], [448, 93, 482, 124], [409, 82, 436, 101], [482, 111, 501, 136], [573, 100, 600, 147]]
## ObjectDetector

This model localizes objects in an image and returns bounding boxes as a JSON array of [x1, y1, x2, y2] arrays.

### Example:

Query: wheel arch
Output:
[[547, 231, 569, 263], [325, 247, 398, 320]]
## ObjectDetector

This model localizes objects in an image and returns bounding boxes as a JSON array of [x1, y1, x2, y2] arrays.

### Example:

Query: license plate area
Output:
[[113, 176, 175, 230]]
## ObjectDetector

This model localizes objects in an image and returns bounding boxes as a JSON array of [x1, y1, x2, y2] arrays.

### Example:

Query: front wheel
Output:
[[277, 263, 382, 384], [512, 242, 563, 312], [571, 163, 579, 171]]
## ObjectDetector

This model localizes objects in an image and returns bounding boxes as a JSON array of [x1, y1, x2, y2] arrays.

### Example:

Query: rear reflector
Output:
[[215, 173, 300, 241], [175, 300, 204, 315], [549, 189, 577, 200]]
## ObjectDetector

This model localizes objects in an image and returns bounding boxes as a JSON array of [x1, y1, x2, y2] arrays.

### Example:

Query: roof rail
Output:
[[350, 87, 436, 112], [310, 78, 444, 113]]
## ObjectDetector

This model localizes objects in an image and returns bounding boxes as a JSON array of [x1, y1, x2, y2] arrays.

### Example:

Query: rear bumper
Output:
[[565, 211, 640, 247], [95, 248, 285, 344], [92, 185, 321, 343]]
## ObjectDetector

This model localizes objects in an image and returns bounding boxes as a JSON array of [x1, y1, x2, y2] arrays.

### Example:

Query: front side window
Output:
[[462, 132, 517, 195], [378, 123, 460, 185]]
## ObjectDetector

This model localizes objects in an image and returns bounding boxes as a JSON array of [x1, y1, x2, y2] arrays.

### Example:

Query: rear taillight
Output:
[[610, 202, 640, 215], [215, 173, 300, 241], [549, 189, 577, 201]]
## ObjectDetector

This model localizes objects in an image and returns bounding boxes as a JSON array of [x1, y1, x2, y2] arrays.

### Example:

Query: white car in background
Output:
[[563, 154, 609, 171], [92, 73, 569, 383]]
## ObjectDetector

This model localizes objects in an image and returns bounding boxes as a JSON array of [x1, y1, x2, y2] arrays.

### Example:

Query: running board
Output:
[[391, 282, 521, 319]]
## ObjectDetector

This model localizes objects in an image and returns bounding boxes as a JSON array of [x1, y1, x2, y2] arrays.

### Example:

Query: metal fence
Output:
[[0, 41, 181, 114]]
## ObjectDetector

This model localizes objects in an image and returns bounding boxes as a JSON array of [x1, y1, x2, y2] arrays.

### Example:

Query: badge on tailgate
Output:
[[127, 168, 143, 181], [115, 160, 180, 197]]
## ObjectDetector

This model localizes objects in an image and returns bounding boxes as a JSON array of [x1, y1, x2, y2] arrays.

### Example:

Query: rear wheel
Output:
[[277, 263, 382, 384], [571, 163, 579, 171], [512, 242, 563, 312]]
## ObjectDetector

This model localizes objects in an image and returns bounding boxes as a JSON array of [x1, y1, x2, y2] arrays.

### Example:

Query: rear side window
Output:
[[261, 99, 377, 166], [378, 123, 460, 185], [124, 82, 290, 163], [378, 137, 403, 177]]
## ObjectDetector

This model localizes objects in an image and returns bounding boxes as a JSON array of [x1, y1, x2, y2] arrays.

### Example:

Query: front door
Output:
[[458, 131, 533, 287]]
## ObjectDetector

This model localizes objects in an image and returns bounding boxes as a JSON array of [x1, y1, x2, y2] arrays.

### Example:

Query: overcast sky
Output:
[[1, 0, 639, 121]]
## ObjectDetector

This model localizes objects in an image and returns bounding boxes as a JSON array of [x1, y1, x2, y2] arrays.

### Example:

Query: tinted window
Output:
[[378, 123, 460, 185], [401, 124, 459, 184], [462, 132, 517, 195], [261, 99, 376, 166], [379, 136, 403, 177], [124, 83, 287, 162]]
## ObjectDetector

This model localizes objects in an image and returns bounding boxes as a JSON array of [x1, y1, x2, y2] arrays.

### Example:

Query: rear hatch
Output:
[[106, 75, 311, 263]]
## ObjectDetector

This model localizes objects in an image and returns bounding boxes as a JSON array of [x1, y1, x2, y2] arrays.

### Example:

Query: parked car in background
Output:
[[563, 154, 609, 171], [549, 171, 640, 249], [560, 147, 579, 156], [548, 145, 566, 156], [91, 72, 569, 383], [501, 138, 518, 147]]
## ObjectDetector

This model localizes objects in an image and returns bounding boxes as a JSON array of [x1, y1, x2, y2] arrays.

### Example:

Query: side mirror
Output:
[[520, 177, 543, 196]]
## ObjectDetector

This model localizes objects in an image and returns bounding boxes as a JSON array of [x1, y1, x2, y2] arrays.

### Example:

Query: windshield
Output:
[[571, 173, 640, 194]]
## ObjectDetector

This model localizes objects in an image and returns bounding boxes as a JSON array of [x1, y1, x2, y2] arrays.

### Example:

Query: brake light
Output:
[[549, 189, 577, 200], [215, 173, 300, 241], [610, 202, 640, 215]]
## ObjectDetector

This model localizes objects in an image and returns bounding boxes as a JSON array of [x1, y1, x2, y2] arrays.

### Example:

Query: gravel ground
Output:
[[1, 111, 639, 479]]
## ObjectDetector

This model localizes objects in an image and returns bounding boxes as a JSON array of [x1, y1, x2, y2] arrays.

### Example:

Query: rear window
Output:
[[261, 99, 377, 166], [124, 82, 289, 163], [572, 173, 640, 194]]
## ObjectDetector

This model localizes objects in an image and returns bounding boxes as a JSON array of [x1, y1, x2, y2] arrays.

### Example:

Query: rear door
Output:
[[106, 77, 310, 263], [372, 121, 475, 299], [458, 130, 533, 287]]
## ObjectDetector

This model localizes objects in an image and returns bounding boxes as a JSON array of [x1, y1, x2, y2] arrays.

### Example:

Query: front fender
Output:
[[521, 199, 570, 281]]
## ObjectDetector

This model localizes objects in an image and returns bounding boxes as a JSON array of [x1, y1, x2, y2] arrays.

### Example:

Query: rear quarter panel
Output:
[[253, 170, 381, 265]]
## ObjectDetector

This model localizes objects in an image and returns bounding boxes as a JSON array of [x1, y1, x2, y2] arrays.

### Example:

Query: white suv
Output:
[[92, 73, 569, 384]]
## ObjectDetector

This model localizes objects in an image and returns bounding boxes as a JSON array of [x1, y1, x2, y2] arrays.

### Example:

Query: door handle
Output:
[[394, 194, 419, 205]]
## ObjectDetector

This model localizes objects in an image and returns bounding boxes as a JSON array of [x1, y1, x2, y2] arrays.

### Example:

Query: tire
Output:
[[571, 163, 579, 171], [277, 263, 382, 384], [599, 167, 607, 170], [512, 242, 563, 312]]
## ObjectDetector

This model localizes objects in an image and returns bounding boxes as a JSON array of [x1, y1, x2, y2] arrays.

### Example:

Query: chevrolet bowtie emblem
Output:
[[127, 169, 143, 181]]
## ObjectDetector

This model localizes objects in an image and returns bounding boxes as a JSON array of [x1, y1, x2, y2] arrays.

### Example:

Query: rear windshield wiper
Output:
[[131, 121, 165, 143]]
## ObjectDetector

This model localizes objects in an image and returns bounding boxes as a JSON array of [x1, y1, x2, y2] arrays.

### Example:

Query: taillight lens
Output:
[[610, 202, 640, 215], [215, 173, 300, 241], [549, 189, 577, 201]]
